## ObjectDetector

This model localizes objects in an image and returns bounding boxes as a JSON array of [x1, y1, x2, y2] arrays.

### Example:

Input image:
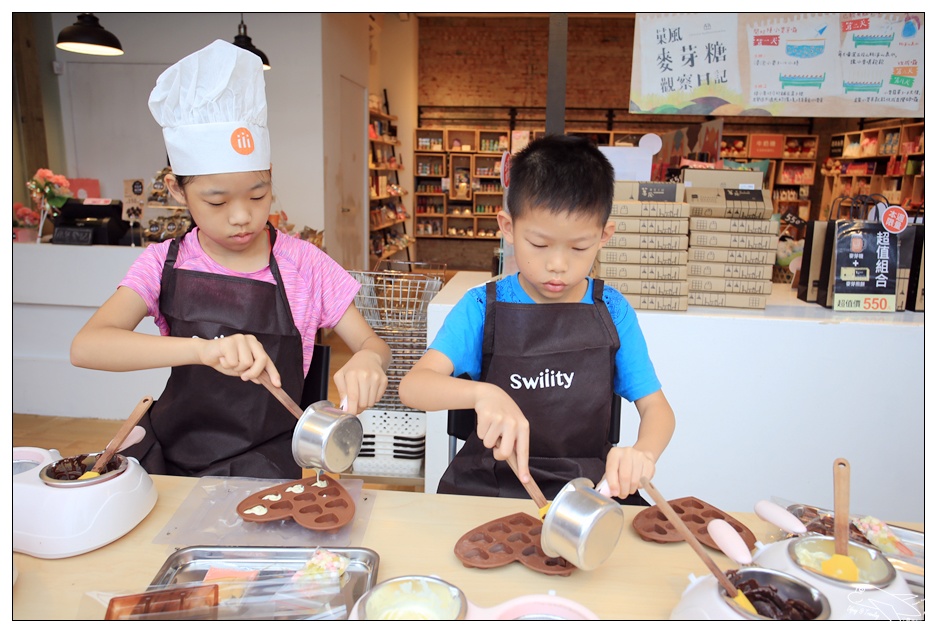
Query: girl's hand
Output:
[[474, 383, 531, 483], [334, 349, 388, 414], [199, 333, 281, 386], [604, 446, 657, 498]]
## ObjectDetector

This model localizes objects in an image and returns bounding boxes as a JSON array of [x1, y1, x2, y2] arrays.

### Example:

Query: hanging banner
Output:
[[631, 13, 924, 118]]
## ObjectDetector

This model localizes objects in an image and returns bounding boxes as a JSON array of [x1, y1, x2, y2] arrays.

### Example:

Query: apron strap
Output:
[[480, 280, 498, 378]]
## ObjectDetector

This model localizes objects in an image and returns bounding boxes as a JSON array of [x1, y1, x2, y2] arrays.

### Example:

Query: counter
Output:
[[426, 272, 924, 522], [8, 474, 837, 620], [13, 242, 169, 419]]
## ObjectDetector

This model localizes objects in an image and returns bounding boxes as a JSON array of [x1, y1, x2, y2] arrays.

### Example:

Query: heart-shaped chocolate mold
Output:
[[236, 473, 355, 531], [632, 496, 756, 552], [454, 512, 575, 577]]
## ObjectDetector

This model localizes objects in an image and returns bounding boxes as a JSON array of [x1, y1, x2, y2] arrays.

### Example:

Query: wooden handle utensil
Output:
[[642, 477, 757, 615], [79, 396, 154, 479]]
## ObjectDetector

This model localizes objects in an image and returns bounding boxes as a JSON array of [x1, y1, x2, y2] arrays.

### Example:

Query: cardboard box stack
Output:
[[685, 188, 779, 309], [596, 182, 689, 311]]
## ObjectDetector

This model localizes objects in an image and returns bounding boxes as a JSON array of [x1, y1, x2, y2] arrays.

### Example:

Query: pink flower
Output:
[[34, 168, 54, 182], [50, 174, 71, 189]]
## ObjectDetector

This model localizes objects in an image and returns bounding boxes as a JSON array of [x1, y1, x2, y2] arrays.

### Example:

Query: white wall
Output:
[[48, 13, 332, 245], [378, 15, 420, 260]]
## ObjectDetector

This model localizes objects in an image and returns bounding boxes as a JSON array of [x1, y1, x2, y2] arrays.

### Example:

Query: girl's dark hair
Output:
[[506, 134, 614, 224]]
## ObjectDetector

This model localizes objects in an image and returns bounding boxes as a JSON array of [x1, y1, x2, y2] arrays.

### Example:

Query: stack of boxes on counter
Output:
[[685, 188, 779, 309], [596, 182, 689, 311]]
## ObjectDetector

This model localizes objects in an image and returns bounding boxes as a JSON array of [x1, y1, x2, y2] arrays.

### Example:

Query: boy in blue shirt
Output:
[[399, 135, 675, 503]]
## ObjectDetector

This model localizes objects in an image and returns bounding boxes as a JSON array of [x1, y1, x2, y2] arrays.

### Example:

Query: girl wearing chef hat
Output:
[[71, 40, 391, 478]]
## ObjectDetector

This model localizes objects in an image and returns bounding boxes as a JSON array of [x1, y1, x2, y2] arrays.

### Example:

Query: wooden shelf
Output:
[[368, 109, 397, 122], [370, 217, 407, 232]]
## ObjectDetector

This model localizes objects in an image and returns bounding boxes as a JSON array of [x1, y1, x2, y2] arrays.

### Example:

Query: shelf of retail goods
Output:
[[819, 121, 924, 217], [368, 90, 414, 266]]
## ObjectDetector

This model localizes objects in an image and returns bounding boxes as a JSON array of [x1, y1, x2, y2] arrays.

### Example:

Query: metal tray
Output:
[[148, 546, 379, 620], [786, 503, 924, 595]]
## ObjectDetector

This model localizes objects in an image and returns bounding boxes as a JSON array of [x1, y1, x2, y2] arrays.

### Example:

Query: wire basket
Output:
[[350, 270, 443, 330], [374, 260, 448, 284]]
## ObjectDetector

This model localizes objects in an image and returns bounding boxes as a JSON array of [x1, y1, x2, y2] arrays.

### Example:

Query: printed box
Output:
[[612, 218, 689, 235], [597, 263, 688, 280], [688, 291, 769, 309], [688, 247, 777, 265], [602, 279, 689, 296], [689, 217, 780, 235], [687, 276, 773, 294], [686, 262, 774, 280], [689, 232, 779, 251], [605, 233, 689, 250], [609, 201, 691, 218], [622, 294, 689, 311], [613, 181, 684, 202], [598, 248, 688, 266], [686, 188, 774, 220]]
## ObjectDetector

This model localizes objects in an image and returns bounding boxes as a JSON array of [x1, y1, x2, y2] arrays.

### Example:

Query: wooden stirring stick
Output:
[[80, 396, 154, 479], [505, 453, 550, 510], [642, 477, 758, 616], [258, 371, 304, 420]]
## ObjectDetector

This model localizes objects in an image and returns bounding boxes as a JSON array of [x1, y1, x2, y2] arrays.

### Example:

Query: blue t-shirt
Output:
[[429, 273, 662, 402]]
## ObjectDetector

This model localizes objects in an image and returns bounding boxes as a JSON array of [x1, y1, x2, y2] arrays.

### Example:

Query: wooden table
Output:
[[10, 475, 920, 620]]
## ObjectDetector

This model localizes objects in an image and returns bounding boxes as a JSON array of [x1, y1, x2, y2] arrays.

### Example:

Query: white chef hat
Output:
[[149, 39, 270, 176]]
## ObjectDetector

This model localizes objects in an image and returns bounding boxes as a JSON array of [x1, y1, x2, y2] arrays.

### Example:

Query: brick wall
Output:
[[418, 16, 634, 109]]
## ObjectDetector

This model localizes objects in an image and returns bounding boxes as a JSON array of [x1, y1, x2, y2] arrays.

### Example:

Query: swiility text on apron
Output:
[[123, 225, 303, 478], [438, 278, 644, 503]]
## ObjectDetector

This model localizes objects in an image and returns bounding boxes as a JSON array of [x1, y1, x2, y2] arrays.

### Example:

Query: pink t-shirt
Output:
[[120, 228, 361, 375]]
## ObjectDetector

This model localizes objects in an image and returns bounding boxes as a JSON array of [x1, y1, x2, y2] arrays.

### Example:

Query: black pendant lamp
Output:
[[233, 14, 270, 70], [56, 13, 124, 56]]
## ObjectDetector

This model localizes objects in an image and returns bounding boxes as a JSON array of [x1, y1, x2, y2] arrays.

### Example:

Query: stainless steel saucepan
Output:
[[258, 372, 363, 473]]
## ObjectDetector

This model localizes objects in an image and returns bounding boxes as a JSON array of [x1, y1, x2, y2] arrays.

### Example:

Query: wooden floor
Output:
[[12, 329, 423, 491]]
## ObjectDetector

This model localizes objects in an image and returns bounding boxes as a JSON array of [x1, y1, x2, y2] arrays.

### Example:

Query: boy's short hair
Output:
[[506, 134, 614, 224]]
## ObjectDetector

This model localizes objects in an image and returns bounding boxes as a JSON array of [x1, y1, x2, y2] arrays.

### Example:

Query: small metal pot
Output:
[[789, 535, 897, 587], [291, 400, 363, 472], [541, 477, 624, 571], [719, 566, 831, 620], [39, 453, 129, 488]]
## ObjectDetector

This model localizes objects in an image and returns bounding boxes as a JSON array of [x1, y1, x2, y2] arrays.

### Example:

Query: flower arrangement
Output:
[[13, 202, 40, 228], [26, 168, 72, 242]]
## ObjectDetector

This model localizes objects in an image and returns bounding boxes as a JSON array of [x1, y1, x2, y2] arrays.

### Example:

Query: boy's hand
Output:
[[605, 446, 657, 498], [199, 333, 280, 385], [334, 349, 388, 414], [474, 383, 531, 483]]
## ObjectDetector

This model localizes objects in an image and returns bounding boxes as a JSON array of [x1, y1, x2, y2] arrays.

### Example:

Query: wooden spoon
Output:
[[820, 458, 860, 581], [505, 452, 550, 514], [257, 371, 304, 419], [78, 395, 154, 479], [642, 477, 758, 616]]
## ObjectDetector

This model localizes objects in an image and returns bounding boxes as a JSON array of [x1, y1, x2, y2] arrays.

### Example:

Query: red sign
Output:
[[753, 35, 780, 46], [842, 18, 870, 32], [748, 134, 784, 159], [881, 205, 909, 234]]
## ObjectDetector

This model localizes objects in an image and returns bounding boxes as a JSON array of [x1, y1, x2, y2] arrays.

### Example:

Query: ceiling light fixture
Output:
[[56, 13, 124, 57], [233, 14, 270, 70]]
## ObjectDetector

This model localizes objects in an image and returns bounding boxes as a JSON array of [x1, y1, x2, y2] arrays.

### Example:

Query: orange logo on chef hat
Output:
[[231, 127, 255, 155]]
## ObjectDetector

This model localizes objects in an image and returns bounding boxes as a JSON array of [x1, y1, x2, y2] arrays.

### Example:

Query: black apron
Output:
[[123, 226, 303, 479], [439, 278, 641, 501]]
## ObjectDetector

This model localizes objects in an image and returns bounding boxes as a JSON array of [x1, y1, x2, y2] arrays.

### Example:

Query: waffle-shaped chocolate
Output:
[[632, 496, 756, 552], [454, 512, 575, 577], [235, 473, 355, 531]]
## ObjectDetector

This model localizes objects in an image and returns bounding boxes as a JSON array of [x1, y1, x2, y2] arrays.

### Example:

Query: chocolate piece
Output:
[[804, 514, 872, 546], [106, 585, 219, 620], [236, 473, 355, 531], [454, 512, 575, 576], [49, 453, 120, 480], [726, 570, 819, 621], [632, 496, 757, 552]]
